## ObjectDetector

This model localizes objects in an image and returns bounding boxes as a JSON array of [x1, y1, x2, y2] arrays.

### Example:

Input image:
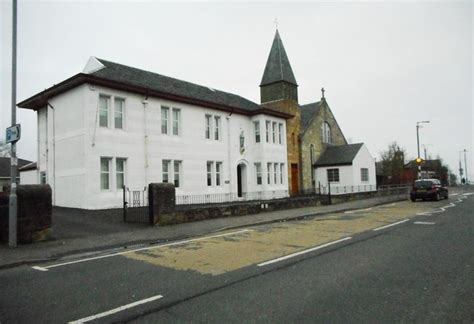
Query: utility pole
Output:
[[464, 149, 469, 184], [9, 0, 18, 248], [416, 121, 429, 179]]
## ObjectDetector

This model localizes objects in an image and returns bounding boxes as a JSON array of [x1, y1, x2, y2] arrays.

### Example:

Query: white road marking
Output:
[[344, 207, 372, 214], [463, 192, 474, 196], [451, 193, 460, 196], [372, 219, 410, 232], [68, 294, 163, 323], [257, 237, 352, 267], [442, 203, 456, 209], [414, 221, 436, 225], [32, 229, 253, 271]]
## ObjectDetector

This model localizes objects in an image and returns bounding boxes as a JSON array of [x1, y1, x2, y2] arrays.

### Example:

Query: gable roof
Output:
[[314, 143, 364, 167], [18, 58, 292, 119], [0, 157, 33, 178], [260, 30, 298, 87], [300, 101, 321, 132]]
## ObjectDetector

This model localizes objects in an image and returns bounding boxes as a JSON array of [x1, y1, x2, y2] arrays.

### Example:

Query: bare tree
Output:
[[0, 140, 10, 158], [379, 141, 406, 184]]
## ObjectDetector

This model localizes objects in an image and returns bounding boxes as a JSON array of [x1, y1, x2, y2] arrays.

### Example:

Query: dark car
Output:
[[410, 179, 448, 202]]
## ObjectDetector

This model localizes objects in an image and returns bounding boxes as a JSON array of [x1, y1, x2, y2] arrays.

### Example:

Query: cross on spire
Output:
[[273, 18, 279, 30], [321, 87, 325, 99]]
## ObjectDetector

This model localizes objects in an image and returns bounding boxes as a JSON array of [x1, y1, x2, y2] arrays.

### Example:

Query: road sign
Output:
[[6, 124, 21, 143]]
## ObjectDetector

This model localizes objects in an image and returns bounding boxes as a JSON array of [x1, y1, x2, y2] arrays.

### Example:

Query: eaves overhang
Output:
[[18, 74, 294, 120]]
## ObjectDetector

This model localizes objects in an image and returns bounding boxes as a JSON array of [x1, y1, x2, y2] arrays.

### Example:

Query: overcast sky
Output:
[[1, 1, 472, 180]]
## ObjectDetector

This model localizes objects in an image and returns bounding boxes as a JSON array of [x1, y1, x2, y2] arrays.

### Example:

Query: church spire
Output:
[[260, 30, 298, 87], [260, 30, 298, 103]]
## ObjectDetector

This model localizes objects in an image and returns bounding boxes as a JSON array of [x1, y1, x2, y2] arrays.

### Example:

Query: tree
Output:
[[0, 140, 10, 158], [379, 141, 407, 184]]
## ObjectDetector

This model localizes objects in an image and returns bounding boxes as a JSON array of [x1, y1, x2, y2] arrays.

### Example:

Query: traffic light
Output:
[[415, 157, 424, 165]]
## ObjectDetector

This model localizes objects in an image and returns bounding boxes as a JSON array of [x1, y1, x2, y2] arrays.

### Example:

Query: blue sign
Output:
[[6, 124, 21, 144]]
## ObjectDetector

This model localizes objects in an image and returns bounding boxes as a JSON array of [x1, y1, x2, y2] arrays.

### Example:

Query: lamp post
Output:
[[464, 149, 468, 184], [416, 121, 430, 179]]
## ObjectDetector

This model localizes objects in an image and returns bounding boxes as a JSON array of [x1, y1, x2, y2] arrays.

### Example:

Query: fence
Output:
[[123, 186, 151, 224], [176, 190, 289, 206]]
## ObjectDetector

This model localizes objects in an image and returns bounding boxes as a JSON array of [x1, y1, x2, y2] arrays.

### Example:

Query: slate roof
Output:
[[300, 101, 321, 132], [260, 30, 298, 86], [0, 157, 33, 178], [18, 58, 292, 119], [314, 143, 364, 167], [93, 58, 262, 112]]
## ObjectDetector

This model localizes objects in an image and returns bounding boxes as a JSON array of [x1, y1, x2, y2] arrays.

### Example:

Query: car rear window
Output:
[[414, 180, 433, 189]]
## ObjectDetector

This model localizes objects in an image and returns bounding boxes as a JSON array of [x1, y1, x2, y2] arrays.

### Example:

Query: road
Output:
[[1, 193, 473, 323]]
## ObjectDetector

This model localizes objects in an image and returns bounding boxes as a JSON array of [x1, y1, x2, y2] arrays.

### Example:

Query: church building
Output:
[[259, 30, 376, 194]]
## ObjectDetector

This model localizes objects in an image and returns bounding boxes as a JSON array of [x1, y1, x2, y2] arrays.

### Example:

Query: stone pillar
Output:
[[148, 183, 176, 224]]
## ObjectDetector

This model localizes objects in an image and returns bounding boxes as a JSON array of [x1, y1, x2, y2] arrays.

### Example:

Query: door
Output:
[[291, 163, 299, 194], [237, 164, 242, 197]]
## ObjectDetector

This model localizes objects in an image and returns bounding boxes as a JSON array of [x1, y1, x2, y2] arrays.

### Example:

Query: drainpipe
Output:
[[226, 109, 233, 196], [143, 97, 149, 186], [48, 102, 56, 205]]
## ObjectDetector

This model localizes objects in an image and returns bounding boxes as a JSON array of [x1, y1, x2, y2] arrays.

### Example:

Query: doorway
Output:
[[237, 163, 247, 198], [291, 163, 299, 194]]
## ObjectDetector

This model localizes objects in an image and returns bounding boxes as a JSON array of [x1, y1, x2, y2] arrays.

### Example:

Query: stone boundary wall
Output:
[[0, 185, 52, 244], [149, 183, 409, 226]]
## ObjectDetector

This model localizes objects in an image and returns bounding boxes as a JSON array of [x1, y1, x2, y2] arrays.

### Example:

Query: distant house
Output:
[[19, 162, 38, 185], [313, 143, 376, 194], [0, 157, 33, 191], [401, 159, 448, 185]]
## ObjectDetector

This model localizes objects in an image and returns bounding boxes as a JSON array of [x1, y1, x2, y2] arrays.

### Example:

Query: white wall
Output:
[[37, 85, 87, 208], [39, 84, 289, 209], [20, 170, 38, 184], [314, 144, 376, 194]]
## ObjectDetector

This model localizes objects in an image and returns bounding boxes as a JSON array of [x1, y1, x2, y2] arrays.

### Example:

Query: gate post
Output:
[[123, 186, 127, 222]]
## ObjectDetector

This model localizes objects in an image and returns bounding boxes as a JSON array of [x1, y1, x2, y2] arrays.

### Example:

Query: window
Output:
[[40, 171, 47, 185], [322, 122, 332, 143], [161, 106, 169, 134], [255, 163, 262, 185], [274, 163, 278, 184], [205, 115, 212, 139], [100, 157, 111, 190], [162, 160, 170, 183], [361, 168, 369, 182], [114, 98, 124, 129], [266, 121, 270, 143], [267, 163, 272, 184], [254, 121, 260, 143], [116, 158, 126, 189], [216, 162, 222, 186], [272, 122, 276, 143], [99, 95, 110, 127], [173, 161, 181, 188], [207, 161, 213, 186], [327, 168, 340, 182], [172, 108, 180, 136], [280, 163, 284, 184], [214, 116, 220, 140], [278, 123, 283, 144]]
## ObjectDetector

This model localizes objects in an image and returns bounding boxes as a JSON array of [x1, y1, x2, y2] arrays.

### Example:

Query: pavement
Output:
[[0, 189, 462, 270]]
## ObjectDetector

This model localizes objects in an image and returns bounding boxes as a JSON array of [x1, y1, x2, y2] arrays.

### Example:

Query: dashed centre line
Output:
[[68, 294, 163, 323], [257, 237, 352, 267], [372, 219, 410, 231]]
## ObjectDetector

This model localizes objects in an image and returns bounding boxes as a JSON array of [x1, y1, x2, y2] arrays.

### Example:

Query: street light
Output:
[[416, 121, 430, 179]]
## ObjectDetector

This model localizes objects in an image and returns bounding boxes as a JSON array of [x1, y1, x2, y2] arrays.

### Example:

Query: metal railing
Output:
[[176, 190, 289, 206]]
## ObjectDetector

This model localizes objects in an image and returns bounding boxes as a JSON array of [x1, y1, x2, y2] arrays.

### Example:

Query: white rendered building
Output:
[[313, 143, 377, 194], [19, 57, 291, 209]]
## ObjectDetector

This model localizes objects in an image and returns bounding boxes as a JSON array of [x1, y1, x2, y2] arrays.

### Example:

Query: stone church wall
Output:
[[301, 101, 347, 190]]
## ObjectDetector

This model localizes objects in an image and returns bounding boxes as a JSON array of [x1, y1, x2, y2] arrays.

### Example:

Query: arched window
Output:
[[321, 122, 332, 143]]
